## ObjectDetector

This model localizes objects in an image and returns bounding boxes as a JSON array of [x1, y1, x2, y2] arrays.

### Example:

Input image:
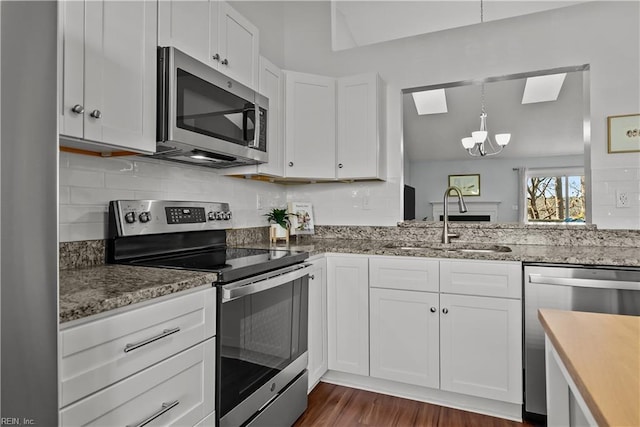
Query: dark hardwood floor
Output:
[[294, 382, 536, 427]]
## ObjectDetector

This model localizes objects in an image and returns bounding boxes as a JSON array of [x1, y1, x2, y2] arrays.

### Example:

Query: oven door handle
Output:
[[222, 263, 311, 301]]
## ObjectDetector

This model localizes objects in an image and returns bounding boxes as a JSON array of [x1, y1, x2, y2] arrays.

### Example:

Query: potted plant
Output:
[[264, 207, 290, 242]]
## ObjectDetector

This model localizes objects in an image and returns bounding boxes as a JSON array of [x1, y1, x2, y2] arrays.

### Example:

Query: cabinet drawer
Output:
[[369, 256, 439, 292], [440, 260, 521, 299], [60, 338, 215, 426], [60, 287, 216, 406]]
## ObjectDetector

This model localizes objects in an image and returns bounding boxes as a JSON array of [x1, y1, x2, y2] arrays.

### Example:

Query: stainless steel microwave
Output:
[[153, 46, 268, 168]]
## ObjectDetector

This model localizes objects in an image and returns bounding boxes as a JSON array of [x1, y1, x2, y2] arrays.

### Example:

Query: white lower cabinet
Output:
[[307, 257, 328, 391], [60, 338, 215, 426], [370, 288, 440, 388], [327, 255, 369, 376], [328, 254, 523, 409], [440, 293, 522, 403], [59, 287, 217, 425]]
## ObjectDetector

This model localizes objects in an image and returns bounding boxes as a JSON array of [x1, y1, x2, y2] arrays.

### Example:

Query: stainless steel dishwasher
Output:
[[523, 263, 640, 421]]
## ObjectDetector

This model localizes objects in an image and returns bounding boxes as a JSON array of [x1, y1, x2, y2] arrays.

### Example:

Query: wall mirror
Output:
[[402, 65, 590, 224]]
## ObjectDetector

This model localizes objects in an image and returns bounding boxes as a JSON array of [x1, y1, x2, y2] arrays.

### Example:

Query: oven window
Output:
[[219, 277, 308, 418], [176, 68, 255, 146]]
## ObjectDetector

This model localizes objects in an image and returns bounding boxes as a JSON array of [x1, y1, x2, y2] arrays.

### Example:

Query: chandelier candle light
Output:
[[461, 0, 511, 157]]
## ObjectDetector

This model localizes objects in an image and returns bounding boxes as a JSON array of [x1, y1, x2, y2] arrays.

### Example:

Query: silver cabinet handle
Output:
[[221, 58, 229, 65], [430, 307, 436, 313], [126, 400, 179, 427], [124, 327, 180, 353], [71, 104, 84, 114], [212, 53, 220, 61], [309, 274, 315, 280], [442, 308, 449, 314], [288, 162, 294, 167], [338, 163, 343, 168], [89, 109, 101, 119]]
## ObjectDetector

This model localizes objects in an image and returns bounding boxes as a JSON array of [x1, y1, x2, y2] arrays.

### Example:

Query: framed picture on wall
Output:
[[448, 174, 480, 196], [608, 113, 640, 153]]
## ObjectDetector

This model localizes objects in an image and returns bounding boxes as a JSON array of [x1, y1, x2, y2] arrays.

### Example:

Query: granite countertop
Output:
[[59, 237, 639, 324], [258, 238, 640, 267], [59, 265, 217, 324]]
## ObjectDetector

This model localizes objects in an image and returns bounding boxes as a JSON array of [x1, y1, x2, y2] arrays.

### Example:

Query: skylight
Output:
[[411, 88, 448, 115], [522, 73, 567, 104]]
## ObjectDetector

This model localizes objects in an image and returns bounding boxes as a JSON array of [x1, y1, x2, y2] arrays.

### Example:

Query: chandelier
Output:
[[460, 0, 511, 157]]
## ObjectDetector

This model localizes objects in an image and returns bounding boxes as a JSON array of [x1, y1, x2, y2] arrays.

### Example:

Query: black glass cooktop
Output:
[[130, 247, 308, 283]]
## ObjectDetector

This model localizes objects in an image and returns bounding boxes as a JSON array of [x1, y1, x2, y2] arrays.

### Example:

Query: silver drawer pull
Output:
[[124, 327, 180, 353], [126, 400, 179, 427]]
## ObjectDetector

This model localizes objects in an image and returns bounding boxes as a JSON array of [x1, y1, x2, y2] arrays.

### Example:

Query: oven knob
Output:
[[124, 212, 136, 224], [207, 211, 216, 221], [215, 211, 224, 220], [222, 211, 231, 220], [227, 211, 233, 220], [139, 212, 151, 223]]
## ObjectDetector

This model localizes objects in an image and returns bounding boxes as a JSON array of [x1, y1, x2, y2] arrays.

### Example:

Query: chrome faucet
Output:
[[442, 186, 468, 244]]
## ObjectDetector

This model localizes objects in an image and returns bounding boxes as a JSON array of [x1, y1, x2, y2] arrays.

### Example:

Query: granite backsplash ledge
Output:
[[59, 226, 271, 270], [310, 223, 640, 248]]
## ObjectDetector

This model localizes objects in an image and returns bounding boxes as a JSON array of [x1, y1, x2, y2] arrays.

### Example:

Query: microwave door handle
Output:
[[248, 103, 260, 148]]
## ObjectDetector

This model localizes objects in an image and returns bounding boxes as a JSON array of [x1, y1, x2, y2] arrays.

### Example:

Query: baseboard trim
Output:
[[320, 370, 522, 422]]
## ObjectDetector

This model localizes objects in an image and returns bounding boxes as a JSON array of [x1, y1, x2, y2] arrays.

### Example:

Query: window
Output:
[[525, 167, 585, 223]]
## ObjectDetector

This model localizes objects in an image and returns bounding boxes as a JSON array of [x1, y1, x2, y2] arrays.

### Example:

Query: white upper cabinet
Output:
[[217, 2, 259, 89], [257, 56, 284, 177], [284, 71, 337, 180], [158, 0, 259, 89], [60, 0, 157, 154], [283, 71, 386, 181], [337, 73, 386, 180]]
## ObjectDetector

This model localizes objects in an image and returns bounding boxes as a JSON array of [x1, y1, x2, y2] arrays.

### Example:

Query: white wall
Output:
[[275, 1, 639, 229], [59, 152, 287, 241], [60, 1, 640, 239], [410, 155, 584, 222]]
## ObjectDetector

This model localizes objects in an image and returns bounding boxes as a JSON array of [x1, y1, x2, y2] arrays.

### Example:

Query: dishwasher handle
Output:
[[529, 273, 640, 291]]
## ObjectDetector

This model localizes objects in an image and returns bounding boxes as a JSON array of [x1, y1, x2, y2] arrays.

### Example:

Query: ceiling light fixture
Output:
[[461, 0, 511, 157]]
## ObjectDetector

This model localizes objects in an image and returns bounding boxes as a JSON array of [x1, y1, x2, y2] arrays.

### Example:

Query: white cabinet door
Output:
[[82, 0, 156, 153], [440, 259, 522, 299], [307, 258, 328, 391], [217, 2, 259, 89], [61, 0, 156, 153], [327, 256, 369, 376], [257, 56, 284, 177], [59, 0, 85, 139], [370, 288, 440, 388], [158, 0, 213, 65], [439, 293, 522, 403], [284, 71, 336, 179], [337, 73, 385, 180]]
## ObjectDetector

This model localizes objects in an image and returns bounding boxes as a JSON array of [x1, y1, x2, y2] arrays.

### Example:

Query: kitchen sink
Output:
[[384, 242, 512, 253]]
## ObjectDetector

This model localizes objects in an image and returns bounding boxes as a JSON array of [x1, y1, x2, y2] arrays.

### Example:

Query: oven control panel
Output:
[[110, 200, 232, 236]]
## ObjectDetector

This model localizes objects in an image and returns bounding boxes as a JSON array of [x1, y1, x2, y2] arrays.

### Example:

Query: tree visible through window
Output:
[[526, 172, 585, 223]]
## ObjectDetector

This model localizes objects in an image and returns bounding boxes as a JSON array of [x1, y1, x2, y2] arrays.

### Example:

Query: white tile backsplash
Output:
[[59, 152, 289, 241], [591, 166, 640, 229], [59, 153, 639, 241]]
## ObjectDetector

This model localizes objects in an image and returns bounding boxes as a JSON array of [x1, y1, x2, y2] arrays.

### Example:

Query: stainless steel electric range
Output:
[[107, 200, 310, 427]]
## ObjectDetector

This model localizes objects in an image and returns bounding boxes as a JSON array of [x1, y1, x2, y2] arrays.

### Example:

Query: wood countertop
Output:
[[538, 309, 640, 427]]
